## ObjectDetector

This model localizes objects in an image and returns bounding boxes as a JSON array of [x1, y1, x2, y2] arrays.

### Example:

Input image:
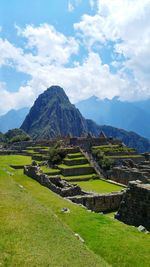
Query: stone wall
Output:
[[63, 158, 88, 166], [24, 163, 83, 197], [111, 167, 149, 185], [68, 192, 123, 213], [58, 166, 95, 176], [115, 181, 150, 231]]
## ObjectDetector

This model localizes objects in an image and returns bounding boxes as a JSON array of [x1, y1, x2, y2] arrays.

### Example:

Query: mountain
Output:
[[0, 108, 30, 133], [76, 96, 150, 140], [21, 86, 150, 152], [21, 86, 88, 139]]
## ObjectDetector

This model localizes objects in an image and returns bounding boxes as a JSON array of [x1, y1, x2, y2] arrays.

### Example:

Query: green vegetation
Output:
[[58, 163, 91, 169], [71, 180, 124, 193], [0, 157, 105, 267], [1, 155, 32, 166], [68, 152, 83, 158], [92, 144, 135, 153], [106, 155, 142, 159], [4, 128, 31, 143], [48, 143, 67, 164], [61, 173, 99, 181], [41, 165, 60, 174], [65, 156, 86, 161], [0, 155, 150, 267]]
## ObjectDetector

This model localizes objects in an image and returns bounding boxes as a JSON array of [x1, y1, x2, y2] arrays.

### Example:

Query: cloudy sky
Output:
[[0, 0, 150, 114]]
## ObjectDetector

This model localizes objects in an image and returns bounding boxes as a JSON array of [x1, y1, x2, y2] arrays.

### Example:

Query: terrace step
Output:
[[58, 165, 95, 176], [67, 153, 83, 159], [63, 158, 88, 166]]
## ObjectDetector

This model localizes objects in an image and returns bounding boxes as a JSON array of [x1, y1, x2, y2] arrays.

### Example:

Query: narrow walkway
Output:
[[80, 148, 126, 188], [80, 148, 105, 178]]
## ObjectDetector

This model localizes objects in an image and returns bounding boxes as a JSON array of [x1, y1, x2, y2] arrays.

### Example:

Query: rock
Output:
[[74, 233, 85, 243], [61, 207, 70, 213], [138, 225, 146, 232]]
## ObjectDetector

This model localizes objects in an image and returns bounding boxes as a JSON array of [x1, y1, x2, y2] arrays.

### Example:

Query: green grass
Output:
[[71, 179, 124, 193], [106, 155, 142, 159], [40, 166, 60, 174], [92, 145, 119, 149], [65, 156, 86, 161], [0, 156, 107, 267], [58, 163, 91, 169], [61, 173, 98, 181], [68, 152, 83, 158], [1, 155, 150, 267], [0, 155, 32, 166]]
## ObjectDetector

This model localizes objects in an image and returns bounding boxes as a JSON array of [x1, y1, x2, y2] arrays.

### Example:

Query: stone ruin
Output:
[[110, 159, 150, 185], [24, 161, 83, 197], [24, 161, 124, 213], [115, 181, 150, 231]]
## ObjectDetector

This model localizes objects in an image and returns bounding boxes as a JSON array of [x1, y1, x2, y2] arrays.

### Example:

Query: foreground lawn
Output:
[[0, 156, 107, 267], [71, 179, 124, 193], [1, 155, 150, 267]]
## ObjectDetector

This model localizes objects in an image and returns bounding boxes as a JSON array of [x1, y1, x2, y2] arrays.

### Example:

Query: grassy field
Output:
[[1, 155, 150, 267], [71, 179, 124, 193]]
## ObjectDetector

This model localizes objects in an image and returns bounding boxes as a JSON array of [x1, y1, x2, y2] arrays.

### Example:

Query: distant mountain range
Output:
[[76, 96, 150, 140], [0, 108, 29, 133], [21, 86, 150, 152]]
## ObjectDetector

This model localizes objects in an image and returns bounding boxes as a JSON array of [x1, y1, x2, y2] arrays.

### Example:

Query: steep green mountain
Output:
[[0, 108, 29, 133], [21, 86, 88, 139], [21, 86, 150, 152], [76, 96, 150, 140]]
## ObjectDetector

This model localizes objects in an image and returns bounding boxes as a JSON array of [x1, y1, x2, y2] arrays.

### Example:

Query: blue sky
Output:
[[0, 0, 150, 114]]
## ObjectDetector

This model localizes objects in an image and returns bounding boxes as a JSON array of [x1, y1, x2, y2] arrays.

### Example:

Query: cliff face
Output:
[[21, 86, 88, 139]]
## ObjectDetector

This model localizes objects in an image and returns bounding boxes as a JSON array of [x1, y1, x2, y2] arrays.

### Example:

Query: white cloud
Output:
[[74, 0, 150, 100], [16, 24, 79, 66], [0, 10, 150, 115]]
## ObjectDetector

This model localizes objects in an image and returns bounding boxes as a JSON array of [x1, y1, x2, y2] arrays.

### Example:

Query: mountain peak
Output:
[[21, 86, 88, 139]]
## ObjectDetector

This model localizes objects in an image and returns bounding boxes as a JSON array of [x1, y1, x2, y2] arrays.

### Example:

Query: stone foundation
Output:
[[67, 192, 123, 213], [58, 166, 95, 176], [111, 167, 149, 185], [115, 181, 150, 231]]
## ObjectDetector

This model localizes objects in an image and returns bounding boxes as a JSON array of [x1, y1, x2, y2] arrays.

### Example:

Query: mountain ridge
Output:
[[0, 107, 30, 133], [76, 96, 150, 140], [21, 86, 150, 152]]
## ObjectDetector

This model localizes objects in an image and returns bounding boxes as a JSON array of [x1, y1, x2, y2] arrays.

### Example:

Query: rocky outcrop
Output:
[[115, 181, 150, 231]]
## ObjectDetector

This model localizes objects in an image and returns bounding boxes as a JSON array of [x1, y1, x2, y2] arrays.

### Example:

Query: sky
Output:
[[0, 0, 150, 114]]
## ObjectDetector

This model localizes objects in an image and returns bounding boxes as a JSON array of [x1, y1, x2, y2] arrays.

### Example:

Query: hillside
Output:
[[21, 86, 150, 152], [21, 86, 88, 139]]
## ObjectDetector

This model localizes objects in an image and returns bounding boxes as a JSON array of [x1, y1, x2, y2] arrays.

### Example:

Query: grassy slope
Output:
[[71, 179, 123, 193], [0, 158, 107, 267], [1, 156, 150, 267]]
